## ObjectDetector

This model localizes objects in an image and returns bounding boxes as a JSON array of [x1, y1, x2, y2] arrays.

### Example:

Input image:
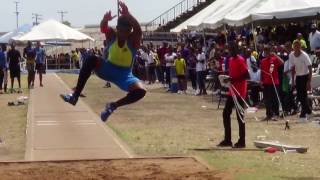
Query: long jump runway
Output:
[[25, 73, 132, 161]]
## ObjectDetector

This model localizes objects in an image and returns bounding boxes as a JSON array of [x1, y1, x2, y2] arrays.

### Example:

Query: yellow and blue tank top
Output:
[[104, 37, 137, 68]]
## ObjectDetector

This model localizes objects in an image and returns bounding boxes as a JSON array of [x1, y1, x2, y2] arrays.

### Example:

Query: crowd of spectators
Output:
[[133, 22, 320, 121]]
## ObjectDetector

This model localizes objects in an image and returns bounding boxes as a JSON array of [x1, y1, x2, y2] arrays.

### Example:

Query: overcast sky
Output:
[[0, 0, 182, 32]]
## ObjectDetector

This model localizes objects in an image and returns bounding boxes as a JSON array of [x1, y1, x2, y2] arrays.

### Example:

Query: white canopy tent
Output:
[[170, 0, 227, 32], [13, 20, 94, 42], [0, 24, 32, 44], [171, 0, 320, 32], [252, 0, 320, 22], [199, 0, 246, 29], [12, 20, 94, 71], [221, 0, 266, 27], [223, 0, 320, 27]]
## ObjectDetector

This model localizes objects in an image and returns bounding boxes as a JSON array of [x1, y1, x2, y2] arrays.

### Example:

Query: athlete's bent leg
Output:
[[62, 55, 98, 105], [101, 82, 146, 122]]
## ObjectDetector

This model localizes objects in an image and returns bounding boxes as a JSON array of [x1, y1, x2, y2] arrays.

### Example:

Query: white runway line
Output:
[[37, 123, 60, 126]]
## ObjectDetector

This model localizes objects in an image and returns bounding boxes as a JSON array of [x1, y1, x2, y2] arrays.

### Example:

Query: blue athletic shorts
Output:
[[94, 59, 140, 92]]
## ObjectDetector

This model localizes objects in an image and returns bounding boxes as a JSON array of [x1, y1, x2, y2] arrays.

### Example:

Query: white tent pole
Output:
[[56, 41, 58, 69], [45, 46, 48, 71], [203, 29, 206, 46], [69, 46, 71, 70], [224, 24, 228, 44], [251, 22, 257, 51], [70, 45, 73, 69]]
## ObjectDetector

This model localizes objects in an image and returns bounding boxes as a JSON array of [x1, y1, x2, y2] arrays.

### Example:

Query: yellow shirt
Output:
[[153, 53, 160, 66], [300, 39, 307, 49], [174, 58, 186, 75], [71, 52, 79, 62], [251, 51, 258, 59], [293, 39, 307, 49], [108, 38, 134, 68]]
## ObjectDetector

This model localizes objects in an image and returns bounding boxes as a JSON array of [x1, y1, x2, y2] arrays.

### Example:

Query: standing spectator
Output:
[[133, 51, 146, 81], [147, 48, 156, 84], [245, 48, 260, 106], [181, 43, 190, 61], [309, 24, 320, 53], [217, 42, 249, 148], [7, 43, 22, 92], [277, 45, 289, 105], [35, 42, 45, 87], [174, 52, 187, 94], [71, 50, 80, 69], [140, 47, 149, 82], [0, 45, 6, 93], [260, 45, 284, 121], [157, 42, 169, 84], [283, 46, 297, 115], [211, 50, 224, 94], [164, 46, 176, 90], [75, 48, 81, 68], [208, 43, 216, 62], [290, 40, 312, 121], [153, 48, 162, 83], [196, 48, 207, 95], [295, 33, 307, 50], [0, 44, 8, 93], [23, 41, 36, 89], [187, 48, 197, 91]]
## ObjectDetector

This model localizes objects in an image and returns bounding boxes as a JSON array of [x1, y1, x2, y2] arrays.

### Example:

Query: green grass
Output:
[[0, 75, 29, 161], [58, 73, 320, 179]]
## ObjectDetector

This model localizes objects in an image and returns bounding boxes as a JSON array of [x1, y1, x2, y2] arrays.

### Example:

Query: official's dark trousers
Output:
[[296, 74, 311, 117], [263, 85, 279, 118], [223, 96, 246, 143]]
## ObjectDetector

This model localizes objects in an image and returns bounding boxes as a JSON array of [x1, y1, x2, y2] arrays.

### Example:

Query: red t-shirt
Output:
[[260, 55, 281, 85], [157, 47, 169, 65], [228, 55, 248, 98], [217, 56, 224, 72]]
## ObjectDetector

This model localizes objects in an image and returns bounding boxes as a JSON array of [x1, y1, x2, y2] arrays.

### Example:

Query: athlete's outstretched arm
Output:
[[100, 10, 116, 41], [119, 1, 142, 48]]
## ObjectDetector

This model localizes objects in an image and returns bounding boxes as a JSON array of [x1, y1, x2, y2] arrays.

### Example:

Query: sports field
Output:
[[0, 75, 28, 161], [58, 73, 320, 179]]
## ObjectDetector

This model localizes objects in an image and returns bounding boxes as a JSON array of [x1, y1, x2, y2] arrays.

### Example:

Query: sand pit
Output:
[[0, 157, 225, 180]]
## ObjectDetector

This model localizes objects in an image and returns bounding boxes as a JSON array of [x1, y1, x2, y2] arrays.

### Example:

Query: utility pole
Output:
[[57, 10, 68, 22], [32, 13, 42, 26], [14, 1, 20, 28]]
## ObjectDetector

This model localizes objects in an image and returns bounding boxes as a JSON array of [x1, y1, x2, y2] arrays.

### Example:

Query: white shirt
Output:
[[309, 30, 320, 51], [165, 53, 176, 67], [196, 52, 206, 72], [289, 51, 311, 76], [246, 56, 259, 81], [140, 50, 149, 67], [147, 51, 155, 65], [246, 56, 256, 73], [139, 49, 147, 59]]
